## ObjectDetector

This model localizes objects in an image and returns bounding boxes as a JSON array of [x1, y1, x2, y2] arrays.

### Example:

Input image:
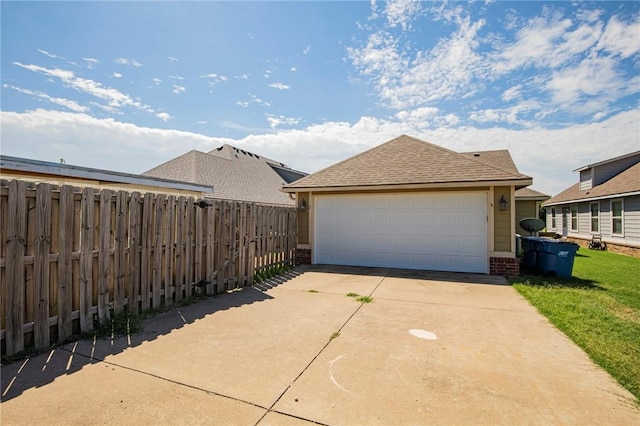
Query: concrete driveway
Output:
[[2, 265, 638, 425]]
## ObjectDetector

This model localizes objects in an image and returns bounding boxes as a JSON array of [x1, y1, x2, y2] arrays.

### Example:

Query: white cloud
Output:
[[348, 12, 486, 109], [268, 82, 290, 90], [201, 73, 228, 88], [3, 108, 638, 197], [169, 74, 185, 80], [114, 57, 143, 67], [155, 112, 173, 122], [168, 56, 179, 62], [113, 72, 122, 78], [302, 45, 311, 55], [197, 120, 207, 124], [13, 62, 152, 112], [384, 0, 423, 30], [3, 84, 88, 112], [348, 2, 639, 126], [265, 114, 300, 129], [290, 67, 297, 72], [235, 74, 250, 80], [152, 77, 162, 85], [596, 14, 640, 59], [37, 49, 65, 60], [237, 94, 271, 108], [172, 84, 186, 94], [82, 57, 99, 68]]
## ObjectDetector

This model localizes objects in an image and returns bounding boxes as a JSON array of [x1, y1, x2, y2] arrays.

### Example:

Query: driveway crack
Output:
[[254, 269, 391, 426]]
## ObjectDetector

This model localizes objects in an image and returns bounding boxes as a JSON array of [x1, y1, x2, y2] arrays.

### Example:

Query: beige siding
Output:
[[297, 192, 310, 244], [515, 200, 538, 234], [494, 186, 511, 252], [0, 171, 205, 197]]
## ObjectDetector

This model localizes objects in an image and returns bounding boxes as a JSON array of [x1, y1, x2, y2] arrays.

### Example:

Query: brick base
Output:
[[564, 237, 640, 258], [489, 257, 520, 277], [296, 248, 312, 265]]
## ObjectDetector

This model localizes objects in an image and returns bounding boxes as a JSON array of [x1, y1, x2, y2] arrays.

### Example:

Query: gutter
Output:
[[543, 190, 640, 206]]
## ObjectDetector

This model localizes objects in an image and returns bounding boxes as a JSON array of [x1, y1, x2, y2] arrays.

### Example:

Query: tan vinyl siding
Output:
[[515, 200, 538, 234], [297, 192, 310, 244], [494, 186, 511, 252], [0, 171, 205, 197]]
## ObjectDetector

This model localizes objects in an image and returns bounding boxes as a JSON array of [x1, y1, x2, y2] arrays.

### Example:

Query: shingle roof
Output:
[[515, 187, 550, 200], [544, 161, 640, 206], [143, 144, 306, 206], [461, 150, 518, 173], [284, 135, 531, 191]]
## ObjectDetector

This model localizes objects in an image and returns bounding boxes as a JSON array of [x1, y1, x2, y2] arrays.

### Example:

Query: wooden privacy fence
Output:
[[0, 180, 297, 356]]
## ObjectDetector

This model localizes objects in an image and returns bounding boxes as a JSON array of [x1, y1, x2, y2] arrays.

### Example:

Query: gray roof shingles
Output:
[[143, 144, 305, 206], [545, 161, 640, 205]]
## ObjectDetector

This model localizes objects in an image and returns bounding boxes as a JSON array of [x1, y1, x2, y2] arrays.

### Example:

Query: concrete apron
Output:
[[2, 265, 638, 425]]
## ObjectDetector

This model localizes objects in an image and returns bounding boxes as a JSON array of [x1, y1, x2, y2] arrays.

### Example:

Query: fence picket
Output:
[[153, 194, 165, 308], [33, 184, 52, 349], [79, 188, 95, 332], [113, 191, 127, 314], [128, 192, 141, 314], [58, 185, 74, 341], [0, 180, 297, 355], [98, 190, 112, 322], [6, 181, 27, 355]]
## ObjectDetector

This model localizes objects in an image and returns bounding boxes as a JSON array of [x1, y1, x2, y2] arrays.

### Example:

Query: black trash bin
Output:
[[521, 236, 549, 273], [536, 240, 580, 278]]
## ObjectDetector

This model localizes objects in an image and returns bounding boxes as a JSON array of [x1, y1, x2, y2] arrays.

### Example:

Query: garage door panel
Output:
[[314, 192, 488, 273]]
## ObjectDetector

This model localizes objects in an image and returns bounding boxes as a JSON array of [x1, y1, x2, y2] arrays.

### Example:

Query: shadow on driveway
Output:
[[1, 270, 303, 403]]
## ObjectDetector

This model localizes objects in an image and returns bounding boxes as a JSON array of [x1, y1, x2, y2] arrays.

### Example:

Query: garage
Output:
[[284, 135, 533, 276], [314, 192, 488, 273]]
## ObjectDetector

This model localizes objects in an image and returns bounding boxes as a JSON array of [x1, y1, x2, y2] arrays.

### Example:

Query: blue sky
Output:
[[2, 1, 639, 196]]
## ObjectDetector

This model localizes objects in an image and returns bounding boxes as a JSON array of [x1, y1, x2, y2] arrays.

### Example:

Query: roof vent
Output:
[[473, 153, 480, 157]]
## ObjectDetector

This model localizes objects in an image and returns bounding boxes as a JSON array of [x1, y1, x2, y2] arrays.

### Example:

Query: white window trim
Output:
[[570, 204, 578, 232], [551, 207, 557, 230], [589, 201, 600, 234], [611, 199, 624, 237]]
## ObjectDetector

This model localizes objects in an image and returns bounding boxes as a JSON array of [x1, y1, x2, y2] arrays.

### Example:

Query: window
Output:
[[570, 205, 578, 231], [551, 207, 556, 229], [611, 199, 624, 235], [590, 202, 599, 233]]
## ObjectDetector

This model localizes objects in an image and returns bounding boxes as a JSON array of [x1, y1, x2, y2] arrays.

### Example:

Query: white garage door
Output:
[[314, 192, 488, 273]]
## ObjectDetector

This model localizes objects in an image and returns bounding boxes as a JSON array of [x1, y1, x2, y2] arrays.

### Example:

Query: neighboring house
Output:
[[515, 187, 549, 235], [0, 155, 212, 196], [543, 150, 640, 256], [144, 144, 307, 206], [283, 135, 533, 276]]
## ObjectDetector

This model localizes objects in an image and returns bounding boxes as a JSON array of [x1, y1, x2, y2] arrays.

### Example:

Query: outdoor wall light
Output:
[[195, 199, 211, 208], [499, 195, 509, 211], [299, 198, 307, 212]]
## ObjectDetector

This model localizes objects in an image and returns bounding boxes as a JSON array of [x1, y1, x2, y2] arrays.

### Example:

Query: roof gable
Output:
[[144, 145, 306, 205], [285, 135, 530, 190], [545, 161, 640, 205]]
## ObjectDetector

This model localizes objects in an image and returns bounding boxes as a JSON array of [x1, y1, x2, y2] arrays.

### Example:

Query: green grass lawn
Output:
[[509, 249, 640, 401]]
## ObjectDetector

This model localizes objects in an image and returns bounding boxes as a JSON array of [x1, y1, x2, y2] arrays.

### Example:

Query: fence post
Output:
[[6, 180, 27, 355]]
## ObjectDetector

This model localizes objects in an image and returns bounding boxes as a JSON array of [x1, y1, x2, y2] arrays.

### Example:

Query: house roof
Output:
[[283, 135, 531, 192], [0, 155, 213, 193], [573, 150, 640, 172], [544, 161, 640, 206], [515, 187, 550, 200], [461, 150, 518, 173], [143, 144, 307, 206]]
